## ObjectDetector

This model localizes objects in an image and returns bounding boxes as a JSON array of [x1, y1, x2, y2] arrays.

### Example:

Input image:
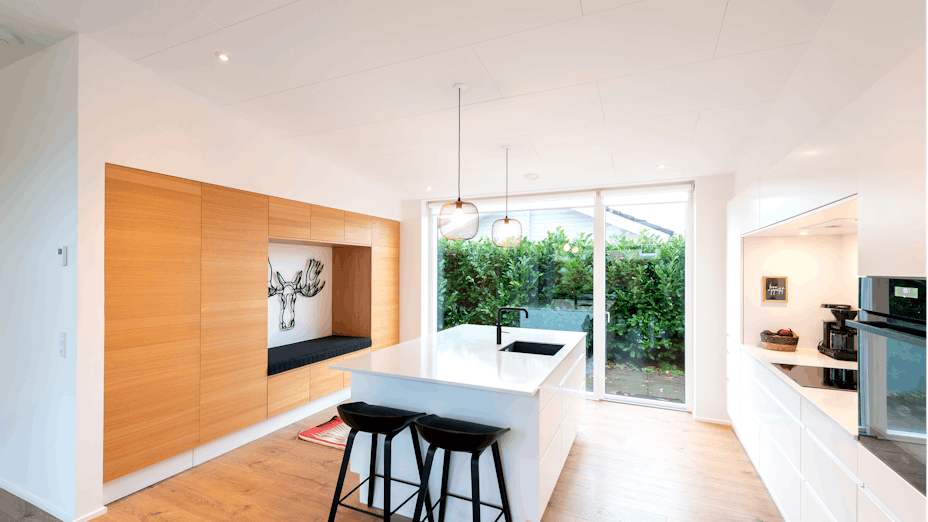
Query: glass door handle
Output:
[[605, 311, 611, 323]]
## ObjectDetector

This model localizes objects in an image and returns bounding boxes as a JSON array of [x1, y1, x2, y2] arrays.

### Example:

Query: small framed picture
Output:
[[763, 276, 788, 302]]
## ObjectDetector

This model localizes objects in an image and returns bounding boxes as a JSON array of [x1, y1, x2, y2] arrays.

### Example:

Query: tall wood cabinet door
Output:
[[268, 196, 312, 241], [311, 205, 345, 242], [200, 184, 269, 444], [344, 212, 372, 245], [104, 164, 202, 482], [371, 217, 400, 350]]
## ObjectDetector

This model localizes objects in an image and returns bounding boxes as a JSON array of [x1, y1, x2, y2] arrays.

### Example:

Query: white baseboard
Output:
[[74, 505, 107, 522], [103, 388, 350, 505], [693, 414, 732, 426], [0, 477, 72, 522]]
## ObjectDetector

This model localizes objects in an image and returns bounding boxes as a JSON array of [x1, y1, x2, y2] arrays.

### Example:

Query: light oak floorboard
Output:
[[98, 401, 782, 522]]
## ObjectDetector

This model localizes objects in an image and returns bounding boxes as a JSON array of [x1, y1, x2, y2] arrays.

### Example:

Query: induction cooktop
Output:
[[773, 364, 858, 391]]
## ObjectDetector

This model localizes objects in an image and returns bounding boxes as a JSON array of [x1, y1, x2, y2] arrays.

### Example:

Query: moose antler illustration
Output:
[[268, 258, 326, 331]]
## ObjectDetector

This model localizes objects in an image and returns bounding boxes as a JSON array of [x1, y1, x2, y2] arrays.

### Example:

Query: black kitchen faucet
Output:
[[496, 307, 529, 344]]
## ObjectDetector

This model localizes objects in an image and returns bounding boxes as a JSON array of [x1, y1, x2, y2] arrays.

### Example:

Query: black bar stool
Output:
[[329, 402, 436, 522], [411, 415, 513, 522]]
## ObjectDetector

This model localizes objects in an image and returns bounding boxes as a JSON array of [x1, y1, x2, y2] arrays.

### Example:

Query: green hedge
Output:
[[437, 228, 685, 368]]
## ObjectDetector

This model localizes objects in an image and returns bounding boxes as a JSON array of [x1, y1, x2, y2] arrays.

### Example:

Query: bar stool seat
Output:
[[329, 402, 435, 522], [338, 402, 424, 434], [412, 415, 513, 522]]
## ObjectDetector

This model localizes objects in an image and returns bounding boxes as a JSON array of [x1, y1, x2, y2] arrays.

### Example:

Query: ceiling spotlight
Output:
[[657, 164, 666, 169], [524, 173, 539, 180], [799, 231, 809, 235], [215, 52, 230, 62], [426, 187, 432, 191]]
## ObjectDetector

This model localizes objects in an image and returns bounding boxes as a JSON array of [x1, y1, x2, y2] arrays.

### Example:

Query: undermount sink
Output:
[[499, 341, 565, 356]]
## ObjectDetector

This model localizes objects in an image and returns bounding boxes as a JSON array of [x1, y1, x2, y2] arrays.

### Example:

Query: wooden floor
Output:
[[97, 401, 783, 522]]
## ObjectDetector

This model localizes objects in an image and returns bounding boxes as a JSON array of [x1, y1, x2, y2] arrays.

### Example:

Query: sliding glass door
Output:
[[432, 187, 690, 408], [601, 194, 688, 405]]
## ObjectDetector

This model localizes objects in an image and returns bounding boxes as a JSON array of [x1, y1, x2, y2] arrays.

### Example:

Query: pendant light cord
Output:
[[505, 147, 509, 219], [457, 86, 462, 203]]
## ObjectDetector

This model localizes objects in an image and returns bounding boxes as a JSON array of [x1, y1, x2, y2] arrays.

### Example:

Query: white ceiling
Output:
[[0, 0, 857, 200]]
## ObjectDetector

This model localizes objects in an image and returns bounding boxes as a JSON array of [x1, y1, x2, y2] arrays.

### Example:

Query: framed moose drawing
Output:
[[763, 276, 788, 302]]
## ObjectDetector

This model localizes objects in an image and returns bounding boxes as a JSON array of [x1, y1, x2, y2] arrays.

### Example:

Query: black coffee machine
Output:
[[818, 304, 859, 361]]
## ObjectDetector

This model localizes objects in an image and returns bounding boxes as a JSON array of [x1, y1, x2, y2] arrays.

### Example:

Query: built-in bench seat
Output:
[[267, 335, 373, 376]]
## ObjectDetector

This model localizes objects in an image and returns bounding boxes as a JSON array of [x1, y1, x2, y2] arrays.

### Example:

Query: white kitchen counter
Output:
[[332, 324, 586, 396], [741, 344, 858, 436]]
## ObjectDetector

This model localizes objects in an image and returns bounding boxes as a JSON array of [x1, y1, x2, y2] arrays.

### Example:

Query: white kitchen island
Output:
[[332, 324, 587, 522]]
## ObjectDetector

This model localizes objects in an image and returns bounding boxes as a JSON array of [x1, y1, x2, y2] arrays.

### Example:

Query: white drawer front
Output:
[[755, 378, 801, 470], [858, 486, 897, 522], [759, 427, 801, 522], [739, 374, 761, 466], [800, 481, 831, 522], [800, 396, 857, 474], [751, 358, 801, 418], [539, 426, 562, 516], [539, 392, 561, 459], [801, 430, 858, 522], [858, 443, 926, 522], [560, 400, 580, 467]]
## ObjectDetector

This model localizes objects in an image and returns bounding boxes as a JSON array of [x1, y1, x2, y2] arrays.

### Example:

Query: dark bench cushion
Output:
[[268, 336, 372, 376]]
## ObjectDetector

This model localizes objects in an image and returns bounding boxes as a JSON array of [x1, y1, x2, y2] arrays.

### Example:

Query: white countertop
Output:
[[742, 344, 859, 436], [332, 324, 586, 396]]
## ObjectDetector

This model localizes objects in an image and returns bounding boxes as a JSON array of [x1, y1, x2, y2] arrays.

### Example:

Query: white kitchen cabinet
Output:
[[758, 427, 802, 522], [858, 168, 926, 278], [800, 481, 832, 522], [857, 486, 898, 522], [800, 397, 857, 474], [754, 379, 801, 469], [857, 443, 926, 522], [801, 430, 858, 522]]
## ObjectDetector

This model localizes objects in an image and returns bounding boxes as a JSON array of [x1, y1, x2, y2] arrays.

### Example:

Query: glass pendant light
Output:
[[439, 84, 479, 240], [492, 145, 523, 248]]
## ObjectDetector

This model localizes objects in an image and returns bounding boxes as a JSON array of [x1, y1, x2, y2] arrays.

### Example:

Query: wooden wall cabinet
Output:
[[311, 205, 345, 242], [371, 217, 401, 351], [104, 164, 203, 482], [344, 211, 372, 245], [268, 196, 312, 240], [105, 163, 402, 480], [309, 357, 345, 401], [267, 367, 310, 418], [199, 185, 269, 444]]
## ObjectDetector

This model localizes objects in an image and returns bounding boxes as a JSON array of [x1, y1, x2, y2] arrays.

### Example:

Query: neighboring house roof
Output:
[[606, 208, 676, 237]]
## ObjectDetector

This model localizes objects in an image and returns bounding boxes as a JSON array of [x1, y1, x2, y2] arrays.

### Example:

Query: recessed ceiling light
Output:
[[657, 164, 666, 169], [426, 187, 432, 191], [215, 52, 230, 62], [799, 231, 809, 235], [524, 173, 539, 180]]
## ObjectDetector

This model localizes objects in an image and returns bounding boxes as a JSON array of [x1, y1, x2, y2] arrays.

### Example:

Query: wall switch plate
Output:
[[58, 246, 67, 266], [60, 332, 66, 358]]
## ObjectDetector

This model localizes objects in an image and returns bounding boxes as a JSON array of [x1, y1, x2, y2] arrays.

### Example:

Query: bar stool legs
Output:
[[330, 426, 435, 522], [438, 451, 451, 522], [411, 445, 512, 522], [470, 454, 481, 522], [412, 446, 438, 522], [491, 442, 513, 522], [329, 429, 359, 522]]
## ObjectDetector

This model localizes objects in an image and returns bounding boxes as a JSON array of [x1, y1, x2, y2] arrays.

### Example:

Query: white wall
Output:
[[743, 234, 858, 349], [267, 244, 332, 348], [399, 200, 428, 342], [75, 34, 404, 520], [0, 36, 78, 522], [692, 174, 734, 424]]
